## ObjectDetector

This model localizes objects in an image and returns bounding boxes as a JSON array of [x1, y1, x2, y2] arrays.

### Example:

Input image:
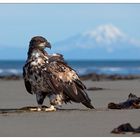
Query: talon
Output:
[[30, 108, 38, 111], [45, 105, 56, 112], [37, 107, 42, 111]]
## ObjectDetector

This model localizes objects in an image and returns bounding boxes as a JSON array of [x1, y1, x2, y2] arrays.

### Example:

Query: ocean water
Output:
[[0, 60, 140, 76]]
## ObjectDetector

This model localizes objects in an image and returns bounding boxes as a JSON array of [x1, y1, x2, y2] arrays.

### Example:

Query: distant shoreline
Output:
[[1, 73, 140, 81], [1, 60, 140, 76], [80, 73, 140, 81]]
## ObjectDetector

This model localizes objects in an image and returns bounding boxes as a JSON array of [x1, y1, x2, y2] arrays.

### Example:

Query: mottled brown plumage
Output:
[[23, 36, 94, 111]]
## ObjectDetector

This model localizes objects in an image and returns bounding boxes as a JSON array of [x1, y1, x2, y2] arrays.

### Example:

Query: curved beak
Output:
[[46, 42, 51, 49]]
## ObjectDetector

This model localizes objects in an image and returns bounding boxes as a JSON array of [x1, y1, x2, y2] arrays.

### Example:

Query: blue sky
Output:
[[0, 3, 140, 60]]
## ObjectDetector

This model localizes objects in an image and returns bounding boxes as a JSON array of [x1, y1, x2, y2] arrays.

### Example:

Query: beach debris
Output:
[[111, 123, 140, 134], [108, 93, 140, 109], [0, 75, 21, 80], [80, 73, 140, 81], [87, 87, 104, 91], [19, 106, 56, 112], [0, 106, 57, 114]]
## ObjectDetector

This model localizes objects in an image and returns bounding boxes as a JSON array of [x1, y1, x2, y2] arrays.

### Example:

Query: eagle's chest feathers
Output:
[[28, 51, 49, 92], [31, 51, 48, 66]]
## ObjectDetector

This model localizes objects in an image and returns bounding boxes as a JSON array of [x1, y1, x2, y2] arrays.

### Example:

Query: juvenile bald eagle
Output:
[[23, 36, 94, 111]]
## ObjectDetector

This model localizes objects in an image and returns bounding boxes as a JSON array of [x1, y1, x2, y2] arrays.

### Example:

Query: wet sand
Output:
[[0, 79, 140, 136]]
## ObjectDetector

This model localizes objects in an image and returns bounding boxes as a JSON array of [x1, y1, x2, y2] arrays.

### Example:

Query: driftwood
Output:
[[111, 123, 140, 134], [108, 93, 140, 109], [0, 106, 57, 114], [87, 87, 104, 91], [80, 73, 140, 81]]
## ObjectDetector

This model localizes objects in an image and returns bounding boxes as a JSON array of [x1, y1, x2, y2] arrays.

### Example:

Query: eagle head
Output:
[[29, 36, 51, 49]]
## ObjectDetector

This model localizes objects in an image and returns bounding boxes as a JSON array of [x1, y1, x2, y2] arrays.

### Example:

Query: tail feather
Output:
[[63, 82, 95, 109], [76, 86, 95, 109], [82, 100, 95, 109]]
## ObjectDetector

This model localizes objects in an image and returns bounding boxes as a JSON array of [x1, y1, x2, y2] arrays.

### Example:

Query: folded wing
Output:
[[46, 58, 94, 109]]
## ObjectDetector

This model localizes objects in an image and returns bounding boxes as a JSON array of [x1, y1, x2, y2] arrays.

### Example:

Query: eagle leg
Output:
[[36, 93, 46, 111]]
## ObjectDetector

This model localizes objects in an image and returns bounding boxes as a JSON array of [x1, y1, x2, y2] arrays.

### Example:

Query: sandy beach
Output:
[[0, 79, 140, 137]]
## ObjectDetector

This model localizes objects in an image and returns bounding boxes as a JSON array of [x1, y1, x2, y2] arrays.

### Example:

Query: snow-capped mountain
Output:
[[83, 24, 126, 44], [53, 24, 140, 60]]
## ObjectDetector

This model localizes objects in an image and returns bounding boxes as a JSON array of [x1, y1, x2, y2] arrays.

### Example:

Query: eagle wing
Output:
[[22, 54, 65, 95], [46, 58, 94, 109], [23, 63, 32, 94], [49, 53, 65, 63]]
